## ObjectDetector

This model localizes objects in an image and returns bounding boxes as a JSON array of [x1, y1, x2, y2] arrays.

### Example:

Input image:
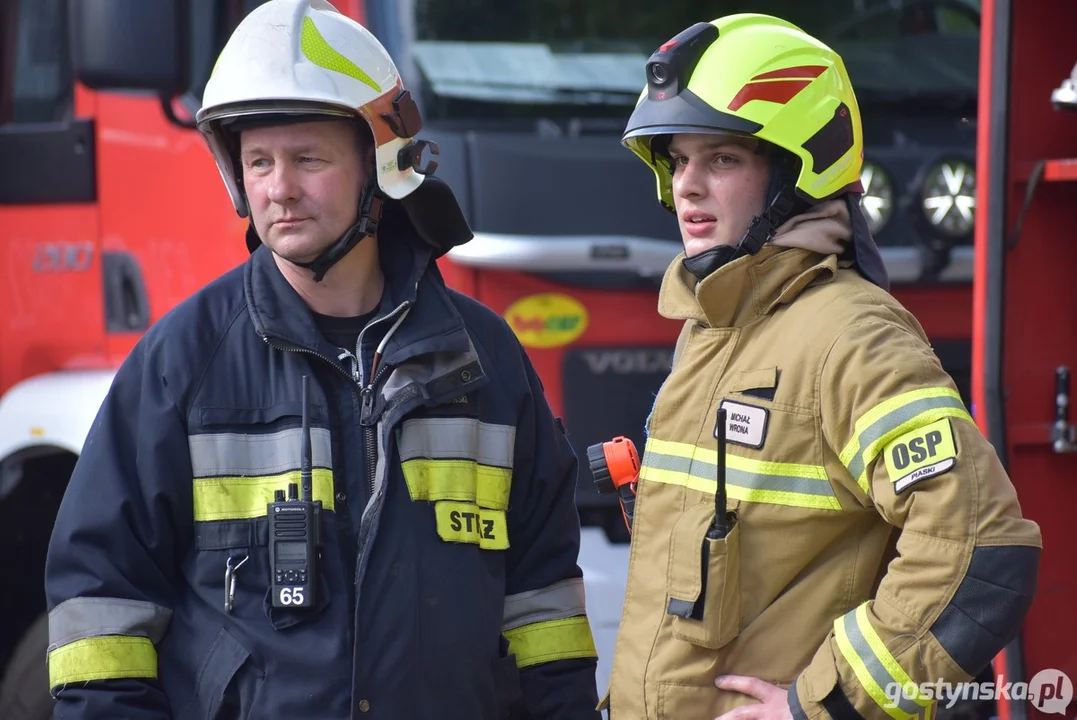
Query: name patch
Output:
[[434, 501, 509, 550], [718, 400, 769, 449], [883, 417, 958, 493]]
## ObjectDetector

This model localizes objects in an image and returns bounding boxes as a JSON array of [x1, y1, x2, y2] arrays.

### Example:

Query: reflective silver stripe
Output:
[[846, 395, 967, 481], [502, 578, 588, 632], [840, 610, 927, 719], [48, 597, 172, 649], [188, 428, 333, 478], [643, 450, 836, 498], [398, 418, 515, 469]]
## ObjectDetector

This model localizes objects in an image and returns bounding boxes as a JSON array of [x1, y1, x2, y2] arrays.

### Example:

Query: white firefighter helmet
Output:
[[196, 0, 433, 217]]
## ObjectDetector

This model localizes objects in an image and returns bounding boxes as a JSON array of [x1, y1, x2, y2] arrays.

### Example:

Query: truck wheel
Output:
[[0, 613, 54, 720]]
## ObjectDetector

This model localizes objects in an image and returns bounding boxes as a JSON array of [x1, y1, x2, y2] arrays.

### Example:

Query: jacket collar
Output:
[[657, 244, 839, 329], [244, 219, 471, 363]]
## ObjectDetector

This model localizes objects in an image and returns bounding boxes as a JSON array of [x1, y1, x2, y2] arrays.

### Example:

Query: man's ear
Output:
[[353, 119, 377, 174]]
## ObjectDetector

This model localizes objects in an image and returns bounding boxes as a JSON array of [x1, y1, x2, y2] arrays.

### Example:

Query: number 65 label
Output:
[[278, 587, 306, 605]]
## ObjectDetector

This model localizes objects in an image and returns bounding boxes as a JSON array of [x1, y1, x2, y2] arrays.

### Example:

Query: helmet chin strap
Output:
[[289, 175, 385, 283], [682, 186, 803, 281]]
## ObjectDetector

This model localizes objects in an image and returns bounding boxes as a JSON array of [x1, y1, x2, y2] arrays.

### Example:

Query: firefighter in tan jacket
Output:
[[601, 14, 1043, 720]]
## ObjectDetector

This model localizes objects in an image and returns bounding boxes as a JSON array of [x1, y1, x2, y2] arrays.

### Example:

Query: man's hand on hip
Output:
[[713, 675, 794, 720]]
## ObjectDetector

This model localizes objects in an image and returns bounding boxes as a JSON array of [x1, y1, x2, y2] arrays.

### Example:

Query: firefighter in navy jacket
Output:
[[43, 2, 600, 718]]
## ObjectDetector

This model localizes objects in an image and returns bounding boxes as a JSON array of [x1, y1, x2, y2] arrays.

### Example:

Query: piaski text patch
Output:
[[434, 501, 509, 550], [883, 417, 958, 493]]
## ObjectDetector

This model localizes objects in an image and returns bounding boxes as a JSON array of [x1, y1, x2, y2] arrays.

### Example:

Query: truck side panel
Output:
[[977, 0, 1077, 714], [94, 92, 248, 328]]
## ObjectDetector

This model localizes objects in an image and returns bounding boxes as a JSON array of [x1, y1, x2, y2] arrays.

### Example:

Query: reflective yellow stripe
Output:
[[402, 460, 512, 510], [839, 387, 972, 492], [301, 17, 381, 91], [504, 616, 598, 668], [639, 438, 840, 510], [857, 605, 930, 707], [48, 635, 157, 687], [192, 468, 335, 521], [834, 604, 933, 720]]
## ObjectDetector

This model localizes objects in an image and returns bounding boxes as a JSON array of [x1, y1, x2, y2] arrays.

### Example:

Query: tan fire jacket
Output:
[[603, 239, 1042, 720]]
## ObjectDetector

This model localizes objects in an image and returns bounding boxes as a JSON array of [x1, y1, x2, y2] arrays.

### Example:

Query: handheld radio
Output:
[[708, 407, 732, 540], [708, 406, 738, 539], [268, 375, 322, 608]]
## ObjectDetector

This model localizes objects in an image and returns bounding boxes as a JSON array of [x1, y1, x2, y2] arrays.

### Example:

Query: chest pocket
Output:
[[397, 415, 516, 550], [717, 367, 841, 512], [666, 500, 742, 650], [189, 403, 335, 628]]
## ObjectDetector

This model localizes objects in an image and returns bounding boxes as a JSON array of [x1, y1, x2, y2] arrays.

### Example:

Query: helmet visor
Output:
[[622, 88, 762, 153], [197, 99, 356, 130]]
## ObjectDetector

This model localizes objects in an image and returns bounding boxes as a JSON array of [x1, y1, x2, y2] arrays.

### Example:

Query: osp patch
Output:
[[883, 417, 958, 493]]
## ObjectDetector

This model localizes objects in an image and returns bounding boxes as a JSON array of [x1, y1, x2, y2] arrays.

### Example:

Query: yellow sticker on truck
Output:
[[883, 417, 957, 493], [504, 293, 588, 348]]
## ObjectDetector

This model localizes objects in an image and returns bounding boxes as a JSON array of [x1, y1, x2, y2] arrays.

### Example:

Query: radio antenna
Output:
[[300, 374, 313, 503]]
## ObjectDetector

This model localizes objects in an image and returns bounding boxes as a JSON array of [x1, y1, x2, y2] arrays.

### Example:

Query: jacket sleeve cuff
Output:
[[789, 680, 810, 720], [790, 673, 868, 720]]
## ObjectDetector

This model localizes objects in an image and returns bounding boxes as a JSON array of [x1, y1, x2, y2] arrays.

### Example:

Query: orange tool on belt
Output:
[[587, 436, 641, 532]]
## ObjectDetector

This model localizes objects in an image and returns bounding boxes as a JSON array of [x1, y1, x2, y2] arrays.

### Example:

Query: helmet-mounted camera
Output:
[[646, 22, 719, 101]]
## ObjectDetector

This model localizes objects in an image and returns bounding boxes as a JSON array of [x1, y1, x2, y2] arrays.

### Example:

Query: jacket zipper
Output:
[[354, 300, 410, 496], [262, 300, 411, 601], [359, 384, 378, 496], [262, 300, 410, 488], [261, 335, 355, 385]]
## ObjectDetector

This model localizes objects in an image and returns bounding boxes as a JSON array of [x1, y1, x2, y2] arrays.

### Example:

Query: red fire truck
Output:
[[0, 0, 1067, 718], [972, 1, 1077, 719]]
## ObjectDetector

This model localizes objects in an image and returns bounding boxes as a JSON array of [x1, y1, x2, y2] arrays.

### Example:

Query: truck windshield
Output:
[[412, 0, 980, 116]]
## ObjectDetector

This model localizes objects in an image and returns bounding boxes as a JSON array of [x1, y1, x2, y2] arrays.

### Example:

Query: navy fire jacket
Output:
[[45, 223, 601, 719]]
